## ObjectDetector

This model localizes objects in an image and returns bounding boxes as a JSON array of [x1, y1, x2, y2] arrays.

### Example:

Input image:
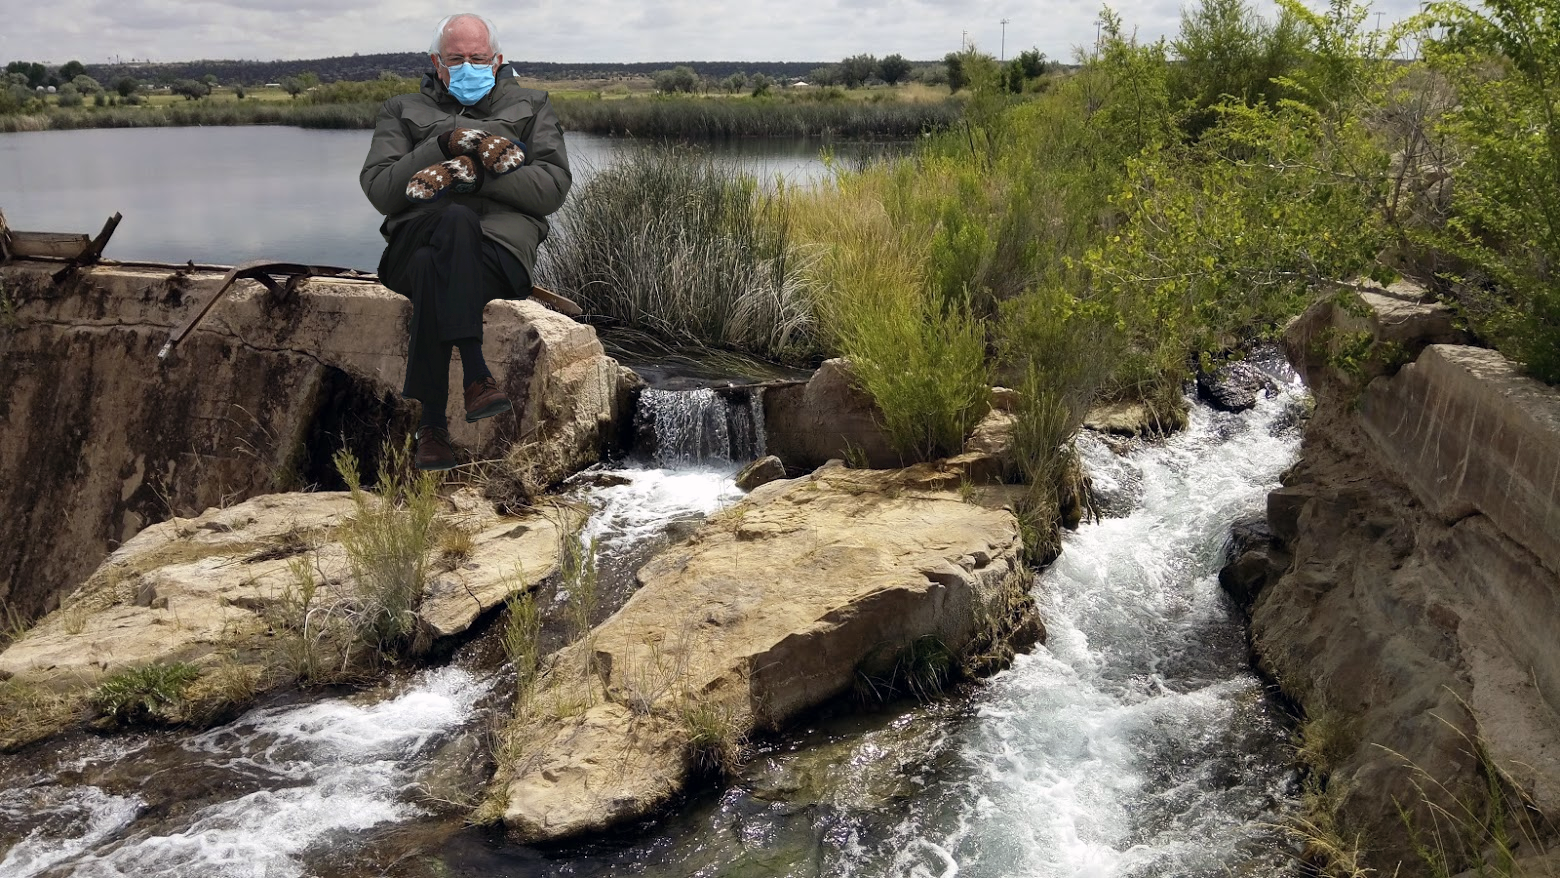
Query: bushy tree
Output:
[[750, 72, 774, 96], [809, 64, 841, 86], [1170, 0, 1306, 137], [171, 78, 211, 100], [911, 64, 950, 86], [70, 74, 100, 94], [722, 72, 746, 94], [944, 52, 968, 92], [1427, 0, 1560, 381], [6, 61, 46, 88], [115, 76, 139, 97], [840, 53, 879, 87], [652, 65, 699, 94], [57, 60, 86, 81], [879, 53, 912, 84], [55, 83, 83, 107]]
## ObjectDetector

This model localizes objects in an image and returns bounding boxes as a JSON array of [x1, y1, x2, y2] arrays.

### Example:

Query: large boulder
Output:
[[0, 489, 579, 749], [497, 462, 1038, 843], [0, 260, 625, 627], [761, 359, 903, 470]]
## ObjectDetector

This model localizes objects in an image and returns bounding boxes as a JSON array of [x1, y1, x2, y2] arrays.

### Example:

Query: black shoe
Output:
[[415, 427, 457, 471]]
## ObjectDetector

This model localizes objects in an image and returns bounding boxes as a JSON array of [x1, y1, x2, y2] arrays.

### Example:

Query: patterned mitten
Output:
[[439, 126, 526, 175], [406, 155, 483, 202]]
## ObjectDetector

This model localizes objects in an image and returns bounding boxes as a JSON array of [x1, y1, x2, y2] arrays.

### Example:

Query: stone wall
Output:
[[0, 259, 624, 626], [1228, 281, 1560, 872]]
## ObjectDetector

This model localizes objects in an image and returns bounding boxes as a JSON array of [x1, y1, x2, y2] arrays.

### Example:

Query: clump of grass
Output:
[[435, 523, 477, 570], [539, 148, 817, 363], [92, 661, 202, 725], [560, 534, 600, 643], [501, 585, 543, 711], [0, 679, 81, 751], [334, 441, 440, 660], [679, 697, 748, 779]]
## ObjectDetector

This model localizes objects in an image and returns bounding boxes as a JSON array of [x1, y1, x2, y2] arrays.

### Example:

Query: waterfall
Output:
[[634, 386, 766, 466]]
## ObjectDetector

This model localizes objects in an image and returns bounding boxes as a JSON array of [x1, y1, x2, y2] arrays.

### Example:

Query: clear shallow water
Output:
[[0, 127, 853, 270], [0, 380, 1310, 877]]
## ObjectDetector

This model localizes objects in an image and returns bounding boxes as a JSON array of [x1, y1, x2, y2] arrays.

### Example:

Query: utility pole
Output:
[[1375, 10, 1385, 31], [1094, 19, 1103, 49], [1001, 18, 1011, 61], [962, 29, 969, 51]]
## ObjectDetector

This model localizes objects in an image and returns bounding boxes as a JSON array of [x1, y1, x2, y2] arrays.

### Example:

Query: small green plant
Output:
[[93, 661, 201, 724], [334, 441, 440, 660], [501, 585, 542, 711], [679, 697, 747, 778], [560, 533, 599, 643]]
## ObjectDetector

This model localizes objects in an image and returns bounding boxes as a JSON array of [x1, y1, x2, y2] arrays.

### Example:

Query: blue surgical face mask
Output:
[[446, 62, 495, 106]]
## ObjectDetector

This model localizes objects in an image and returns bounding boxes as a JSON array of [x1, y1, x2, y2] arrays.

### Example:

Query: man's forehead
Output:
[[442, 18, 490, 47]]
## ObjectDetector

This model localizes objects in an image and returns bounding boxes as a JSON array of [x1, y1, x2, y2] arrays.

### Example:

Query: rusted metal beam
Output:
[[51, 212, 123, 284], [157, 260, 371, 361]]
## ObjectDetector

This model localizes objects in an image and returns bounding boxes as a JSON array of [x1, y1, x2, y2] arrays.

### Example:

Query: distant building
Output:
[[264, 83, 281, 88]]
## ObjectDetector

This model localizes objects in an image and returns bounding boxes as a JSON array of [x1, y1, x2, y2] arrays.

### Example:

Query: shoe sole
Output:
[[416, 458, 457, 472], [465, 398, 513, 422]]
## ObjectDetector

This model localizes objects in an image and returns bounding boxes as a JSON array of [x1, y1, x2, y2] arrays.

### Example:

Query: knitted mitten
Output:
[[438, 127, 489, 158], [439, 126, 526, 175], [406, 155, 483, 201], [473, 134, 526, 174]]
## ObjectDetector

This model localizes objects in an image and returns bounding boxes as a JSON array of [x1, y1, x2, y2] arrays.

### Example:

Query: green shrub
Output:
[[540, 148, 817, 362], [1425, 0, 1560, 383], [333, 442, 439, 659], [93, 662, 201, 723]]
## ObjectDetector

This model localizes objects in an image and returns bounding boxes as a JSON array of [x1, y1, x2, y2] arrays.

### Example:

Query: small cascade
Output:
[[634, 386, 766, 466]]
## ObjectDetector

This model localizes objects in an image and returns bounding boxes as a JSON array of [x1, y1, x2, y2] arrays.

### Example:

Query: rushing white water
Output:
[[635, 387, 767, 466], [4, 667, 491, 878], [575, 466, 747, 549], [818, 381, 1307, 878]]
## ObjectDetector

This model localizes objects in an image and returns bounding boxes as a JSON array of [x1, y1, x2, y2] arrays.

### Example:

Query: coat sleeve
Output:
[[481, 93, 572, 219], [360, 98, 449, 217]]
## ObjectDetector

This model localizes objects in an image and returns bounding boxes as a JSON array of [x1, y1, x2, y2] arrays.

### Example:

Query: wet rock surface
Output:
[[498, 462, 1036, 844]]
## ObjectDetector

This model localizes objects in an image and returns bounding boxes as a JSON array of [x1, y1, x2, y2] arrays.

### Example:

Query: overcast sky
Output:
[[3, 0, 1427, 66]]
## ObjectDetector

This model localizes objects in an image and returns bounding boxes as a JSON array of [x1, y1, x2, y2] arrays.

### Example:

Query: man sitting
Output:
[[360, 12, 571, 470]]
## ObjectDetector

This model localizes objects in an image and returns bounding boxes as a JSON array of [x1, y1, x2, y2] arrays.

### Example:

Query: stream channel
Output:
[[0, 368, 1310, 878]]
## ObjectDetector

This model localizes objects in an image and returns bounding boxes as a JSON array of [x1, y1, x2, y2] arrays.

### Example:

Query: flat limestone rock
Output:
[[0, 490, 569, 692], [501, 462, 1031, 844]]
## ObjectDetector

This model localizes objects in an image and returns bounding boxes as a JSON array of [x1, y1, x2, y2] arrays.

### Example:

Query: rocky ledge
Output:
[[0, 488, 582, 750], [0, 259, 628, 631], [1223, 279, 1560, 873], [494, 461, 1042, 843]]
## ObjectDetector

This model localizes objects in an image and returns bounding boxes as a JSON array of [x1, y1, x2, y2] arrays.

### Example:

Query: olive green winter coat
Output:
[[359, 70, 571, 281]]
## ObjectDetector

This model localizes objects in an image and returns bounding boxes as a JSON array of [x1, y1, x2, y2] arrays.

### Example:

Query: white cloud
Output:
[[0, 0, 1431, 66]]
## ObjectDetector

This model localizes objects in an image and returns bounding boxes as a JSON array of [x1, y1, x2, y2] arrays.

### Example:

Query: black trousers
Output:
[[377, 204, 531, 409]]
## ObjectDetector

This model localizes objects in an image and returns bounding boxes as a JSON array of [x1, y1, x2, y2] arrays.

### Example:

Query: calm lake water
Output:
[[0, 127, 853, 270]]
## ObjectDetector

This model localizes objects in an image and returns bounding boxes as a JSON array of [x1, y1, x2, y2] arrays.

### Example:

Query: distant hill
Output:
[[80, 55, 851, 86]]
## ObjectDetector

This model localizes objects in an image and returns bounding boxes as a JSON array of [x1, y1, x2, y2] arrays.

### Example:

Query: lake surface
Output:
[[0, 127, 853, 270]]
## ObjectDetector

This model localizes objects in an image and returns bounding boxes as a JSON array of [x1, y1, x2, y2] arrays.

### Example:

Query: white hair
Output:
[[429, 13, 501, 57]]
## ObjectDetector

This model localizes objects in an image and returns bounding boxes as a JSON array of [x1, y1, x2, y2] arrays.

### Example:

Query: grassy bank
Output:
[[0, 80, 961, 139], [553, 94, 962, 140], [0, 100, 381, 132]]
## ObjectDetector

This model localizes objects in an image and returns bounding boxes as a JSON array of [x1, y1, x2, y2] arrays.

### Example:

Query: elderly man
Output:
[[361, 12, 571, 471]]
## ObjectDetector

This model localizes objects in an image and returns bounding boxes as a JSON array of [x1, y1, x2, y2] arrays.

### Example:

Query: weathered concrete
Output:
[[1230, 281, 1560, 873], [0, 259, 623, 626], [499, 462, 1038, 843], [1359, 344, 1560, 579]]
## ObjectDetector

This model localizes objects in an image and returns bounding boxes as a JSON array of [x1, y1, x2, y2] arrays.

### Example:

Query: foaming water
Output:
[[827, 384, 1307, 878], [575, 466, 747, 549], [7, 667, 491, 878]]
